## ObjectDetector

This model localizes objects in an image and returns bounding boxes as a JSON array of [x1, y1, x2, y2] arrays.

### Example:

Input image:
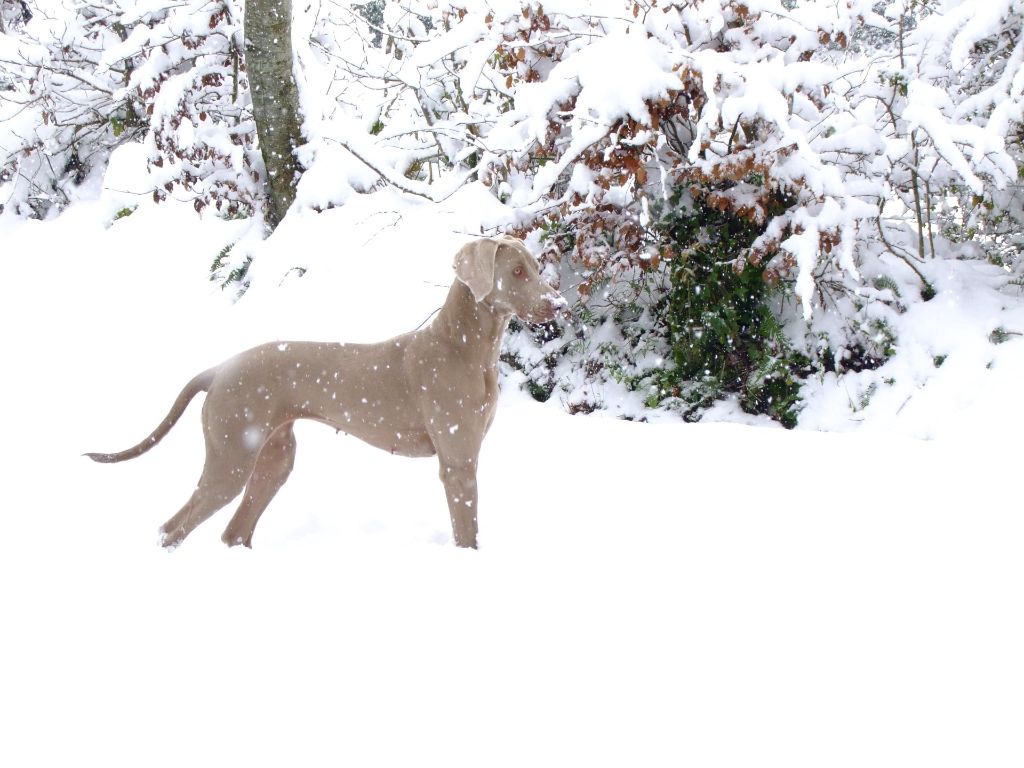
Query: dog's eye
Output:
[[513, 266, 524, 277]]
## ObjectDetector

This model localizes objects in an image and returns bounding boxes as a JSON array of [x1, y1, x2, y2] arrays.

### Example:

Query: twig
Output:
[[874, 209, 933, 292], [329, 137, 479, 203]]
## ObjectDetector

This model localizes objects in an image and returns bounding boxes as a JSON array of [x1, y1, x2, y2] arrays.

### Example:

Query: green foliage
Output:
[[538, 217, 575, 255], [989, 327, 1022, 345], [865, 317, 898, 359], [648, 190, 805, 427], [501, 317, 562, 402], [852, 381, 879, 412], [872, 274, 902, 298], [514, 186, 811, 426], [354, 1, 385, 47], [210, 243, 251, 292], [210, 242, 233, 273]]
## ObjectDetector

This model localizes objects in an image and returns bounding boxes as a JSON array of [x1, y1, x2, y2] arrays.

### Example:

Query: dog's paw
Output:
[[220, 530, 252, 548], [157, 528, 181, 551]]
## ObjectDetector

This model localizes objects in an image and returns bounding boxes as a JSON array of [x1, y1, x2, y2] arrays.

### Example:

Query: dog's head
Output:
[[454, 236, 566, 323]]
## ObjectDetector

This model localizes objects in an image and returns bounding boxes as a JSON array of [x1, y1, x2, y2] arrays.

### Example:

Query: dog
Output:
[[86, 236, 565, 549]]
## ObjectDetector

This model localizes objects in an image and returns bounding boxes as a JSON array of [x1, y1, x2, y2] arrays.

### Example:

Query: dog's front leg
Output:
[[437, 457, 479, 548], [426, 415, 483, 548], [415, 360, 488, 548]]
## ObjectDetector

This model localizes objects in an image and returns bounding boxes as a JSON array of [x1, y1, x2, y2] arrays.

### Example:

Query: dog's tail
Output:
[[84, 369, 215, 464]]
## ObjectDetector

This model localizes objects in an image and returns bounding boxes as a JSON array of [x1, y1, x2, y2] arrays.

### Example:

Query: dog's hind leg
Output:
[[220, 423, 297, 548], [159, 450, 255, 549]]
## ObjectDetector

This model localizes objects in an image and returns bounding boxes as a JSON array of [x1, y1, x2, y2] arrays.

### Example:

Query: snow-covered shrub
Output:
[[0, 0, 149, 217], [908, 0, 1024, 272], [490, 0, 1024, 421], [310, 0, 1021, 293], [1, 0, 262, 222], [481, 0, 878, 423], [502, 186, 812, 426], [138, 0, 262, 218]]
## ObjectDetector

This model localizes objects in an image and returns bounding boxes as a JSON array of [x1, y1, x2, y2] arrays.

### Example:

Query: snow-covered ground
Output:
[[1, 175, 1022, 766]]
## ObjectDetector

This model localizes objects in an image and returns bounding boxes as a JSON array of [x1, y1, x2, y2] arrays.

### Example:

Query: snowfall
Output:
[[1, 144, 1022, 768]]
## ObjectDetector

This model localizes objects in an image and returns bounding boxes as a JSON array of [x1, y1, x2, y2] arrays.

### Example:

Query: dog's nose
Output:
[[546, 291, 568, 317], [529, 292, 567, 323]]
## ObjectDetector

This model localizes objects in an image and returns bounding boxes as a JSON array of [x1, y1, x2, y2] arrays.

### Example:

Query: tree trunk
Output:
[[245, 0, 303, 230]]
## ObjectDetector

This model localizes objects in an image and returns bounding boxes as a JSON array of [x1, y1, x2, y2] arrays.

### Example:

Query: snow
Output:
[[5, 0, 1024, 756], [1, 166, 1022, 766]]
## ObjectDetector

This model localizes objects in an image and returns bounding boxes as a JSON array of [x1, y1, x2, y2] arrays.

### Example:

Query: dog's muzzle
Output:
[[528, 291, 568, 323]]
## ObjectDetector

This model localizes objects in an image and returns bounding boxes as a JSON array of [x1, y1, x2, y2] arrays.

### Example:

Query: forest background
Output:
[[4, 0, 1024, 429]]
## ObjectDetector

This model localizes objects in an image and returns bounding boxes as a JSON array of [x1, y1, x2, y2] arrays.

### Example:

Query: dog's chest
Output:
[[482, 367, 500, 428]]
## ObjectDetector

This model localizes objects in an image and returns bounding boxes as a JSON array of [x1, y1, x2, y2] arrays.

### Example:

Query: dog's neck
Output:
[[435, 280, 511, 365]]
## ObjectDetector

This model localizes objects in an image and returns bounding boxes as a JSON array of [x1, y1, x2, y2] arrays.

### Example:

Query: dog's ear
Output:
[[453, 238, 500, 302]]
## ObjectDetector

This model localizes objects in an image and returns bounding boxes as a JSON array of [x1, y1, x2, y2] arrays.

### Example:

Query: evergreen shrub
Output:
[[647, 188, 806, 428], [511, 185, 810, 428]]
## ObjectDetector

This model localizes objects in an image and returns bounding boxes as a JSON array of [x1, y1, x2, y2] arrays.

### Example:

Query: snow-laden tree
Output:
[[896, 0, 1024, 270], [137, 0, 264, 218], [0, 0, 148, 217], [0, 0, 287, 223]]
